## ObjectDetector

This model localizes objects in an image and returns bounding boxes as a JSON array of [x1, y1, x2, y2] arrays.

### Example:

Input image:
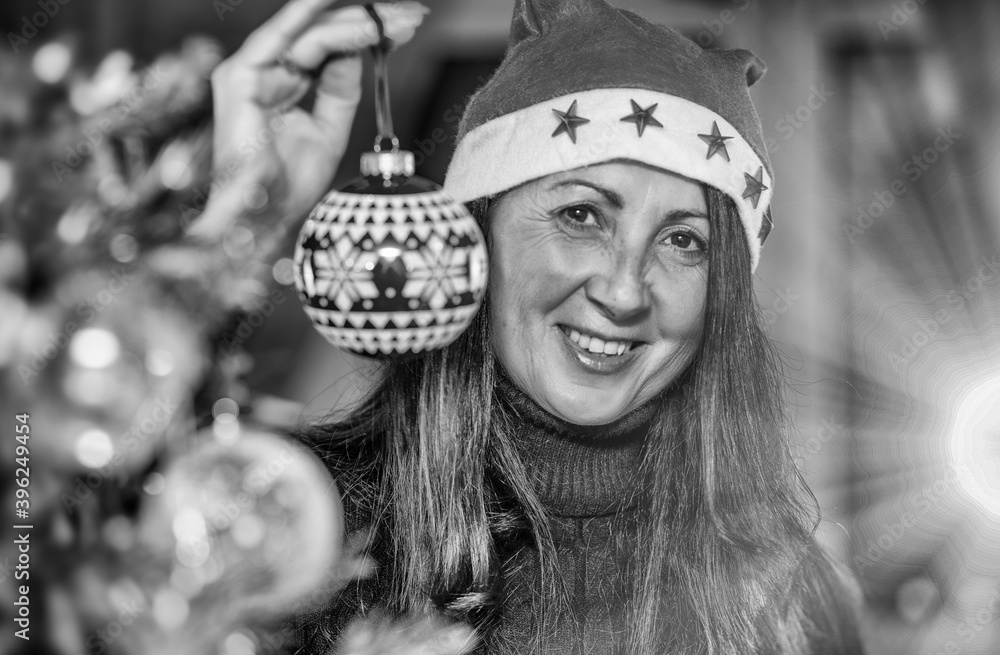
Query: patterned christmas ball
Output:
[[294, 153, 488, 357]]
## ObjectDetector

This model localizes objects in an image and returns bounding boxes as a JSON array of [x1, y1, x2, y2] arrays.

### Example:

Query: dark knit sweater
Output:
[[490, 377, 657, 654], [295, 380, 864, 654]]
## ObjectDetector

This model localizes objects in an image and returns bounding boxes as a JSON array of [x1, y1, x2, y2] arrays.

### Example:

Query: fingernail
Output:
[[389, 13, 426, 31], [395, 13, 426, 28], [387, 1, 431, 16]]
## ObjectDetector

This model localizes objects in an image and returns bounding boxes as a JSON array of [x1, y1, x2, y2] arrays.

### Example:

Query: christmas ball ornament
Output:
[[294, 6, 487, 358], [138, 427, 343, 618]]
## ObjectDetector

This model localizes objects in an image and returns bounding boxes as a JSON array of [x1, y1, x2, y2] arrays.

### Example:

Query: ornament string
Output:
[[364, 4, 398, 153]]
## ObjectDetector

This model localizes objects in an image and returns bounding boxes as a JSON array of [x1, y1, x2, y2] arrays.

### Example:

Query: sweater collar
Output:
[[494, 373, 657, 518]]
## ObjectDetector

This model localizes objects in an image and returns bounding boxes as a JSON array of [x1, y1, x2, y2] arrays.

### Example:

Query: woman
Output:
[[206, 0, 865, 652]]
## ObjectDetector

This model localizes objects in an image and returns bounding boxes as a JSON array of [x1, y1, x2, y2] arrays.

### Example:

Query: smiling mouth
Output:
[[558, 325, 642, 357]]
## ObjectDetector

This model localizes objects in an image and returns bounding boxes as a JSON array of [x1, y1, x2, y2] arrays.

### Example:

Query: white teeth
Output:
[[563, 327, 634, 356]]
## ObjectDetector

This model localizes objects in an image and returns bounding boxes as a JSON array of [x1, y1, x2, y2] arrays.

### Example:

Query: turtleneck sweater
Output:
[[491, 376, 658, 654], [295, 376, 865, 655]]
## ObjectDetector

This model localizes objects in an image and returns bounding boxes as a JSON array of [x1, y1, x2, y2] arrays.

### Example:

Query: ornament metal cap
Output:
[[361, 149, 416, 178]]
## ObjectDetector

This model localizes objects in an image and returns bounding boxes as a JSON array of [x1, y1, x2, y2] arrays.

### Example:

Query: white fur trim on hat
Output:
[[444, 88, 773, 272]]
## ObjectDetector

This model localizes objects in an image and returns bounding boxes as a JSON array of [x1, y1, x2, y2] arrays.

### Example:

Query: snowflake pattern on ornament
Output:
[[309, 238, 380, 313], [402, 234, 470, 310]]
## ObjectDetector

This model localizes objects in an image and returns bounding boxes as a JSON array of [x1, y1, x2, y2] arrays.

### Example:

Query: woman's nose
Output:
[[584, 252, 652, 322]]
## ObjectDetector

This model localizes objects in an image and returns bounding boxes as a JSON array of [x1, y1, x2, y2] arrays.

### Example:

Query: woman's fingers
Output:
[[202, 0, 430, 232], [310, 55, 364, 150], [285, 2, 429, 71], [239, 0, 341, 66], [295, 2, 428, 148]]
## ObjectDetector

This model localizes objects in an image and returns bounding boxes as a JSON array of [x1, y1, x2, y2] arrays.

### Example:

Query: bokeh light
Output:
[[143, 472, 167, 496], [950, 374, 1000, 518], [69, 328, 122, 368], [56, 203, 97, 244], [74, 429, 115, 468], [146, 348, 176, 377], [222, 630, 258, 655], [212, 397, 240, 420], [213, 413, 240, 445], [272, 258, 296, 286], [109, 233, 139, 263], [32, 42, 73, 84], [152, 587, 190, 629], [0, 159, 14, 204], [160, 150, 193, 191]]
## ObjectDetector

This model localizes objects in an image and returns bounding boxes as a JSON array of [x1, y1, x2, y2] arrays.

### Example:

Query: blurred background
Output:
[[1, 0, 999, 653]]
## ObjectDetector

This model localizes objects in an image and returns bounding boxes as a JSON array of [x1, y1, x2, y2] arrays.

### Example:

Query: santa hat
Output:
[[443, 0, 774, 271]]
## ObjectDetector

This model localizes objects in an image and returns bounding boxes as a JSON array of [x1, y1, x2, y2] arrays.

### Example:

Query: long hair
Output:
[[293, 185, 862, 654]]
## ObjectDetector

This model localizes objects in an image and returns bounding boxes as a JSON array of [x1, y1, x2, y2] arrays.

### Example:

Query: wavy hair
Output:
[[292, 185, 862, 654]]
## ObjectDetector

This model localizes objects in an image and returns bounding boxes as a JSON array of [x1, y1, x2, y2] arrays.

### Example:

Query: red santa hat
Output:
[[443, 0, 774, 271]]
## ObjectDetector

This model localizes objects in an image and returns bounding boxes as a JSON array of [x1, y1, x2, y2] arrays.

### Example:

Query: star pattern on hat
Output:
[[742, 166, 768, 209], [758, 208, 773, 244], [698, 121, 733, 162], [552, 100, 590, 143], [620, 99, 663, 137]]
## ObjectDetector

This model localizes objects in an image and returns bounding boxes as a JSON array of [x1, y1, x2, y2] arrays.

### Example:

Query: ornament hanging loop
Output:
[[365, 4, 396, 152], [373, 135, 400, 154]]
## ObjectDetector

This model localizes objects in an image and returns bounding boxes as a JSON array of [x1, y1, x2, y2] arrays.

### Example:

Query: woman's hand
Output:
[[192, 0, 428, 239]]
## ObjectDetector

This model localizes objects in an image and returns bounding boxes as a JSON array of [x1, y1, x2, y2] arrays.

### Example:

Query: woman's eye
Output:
[[562, 206, 598, 226], [670, 233, 696, 250], [662, 229, 708, 265]]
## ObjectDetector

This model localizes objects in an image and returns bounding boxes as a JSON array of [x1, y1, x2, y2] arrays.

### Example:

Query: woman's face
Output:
[[489, 161, 709, 425]]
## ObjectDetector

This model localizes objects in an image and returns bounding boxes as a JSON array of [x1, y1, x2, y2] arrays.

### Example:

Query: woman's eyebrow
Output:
[[547, 181, 708, 224], [549, 179, 624, 209], [663, 208, 709, 222]]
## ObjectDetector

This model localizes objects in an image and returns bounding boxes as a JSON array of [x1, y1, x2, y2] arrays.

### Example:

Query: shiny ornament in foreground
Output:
[[293, 6, 487, 358], [138, 428, 343, 620]]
